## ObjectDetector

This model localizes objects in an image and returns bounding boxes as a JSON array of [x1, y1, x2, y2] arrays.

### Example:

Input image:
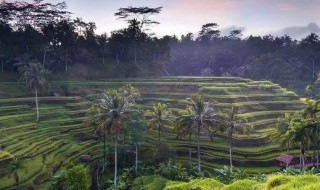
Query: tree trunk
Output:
[[158, 124, 161, 143], [312, 59, 315, 81], [229, 137, 233, 170], [317, 127, 319, 170], [103, 131, 106, 172], [197, 126, 201, 173], [116, 52, 120, 65], [189, 133, 192, 166], [43, 48, 47, 68], [114, 135, 118, 189], [135, 143, 138, 177], [65, 48, 68, 72], [313, 129, 316, 167], [133, 40, 137, 64], [35, 89, 39, 122], [102, 54, 105, 65], [1, 58, 3, 73], [300, 143, 303, 171]]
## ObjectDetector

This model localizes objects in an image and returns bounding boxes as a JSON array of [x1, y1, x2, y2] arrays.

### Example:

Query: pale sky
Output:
[[4, 0, 320, 38]]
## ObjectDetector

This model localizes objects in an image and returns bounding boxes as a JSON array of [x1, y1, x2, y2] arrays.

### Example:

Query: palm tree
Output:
[[185, 94, 216, 173], [216, 106, 252, 170], [269, 113, 298, 154], [280, 118, 313, 170], [174, 107, 196, 166], [145, 102, 172, 143], [90, 88, 138, 189], [302, 98, 320, 168], [22, 61, 48, 122]]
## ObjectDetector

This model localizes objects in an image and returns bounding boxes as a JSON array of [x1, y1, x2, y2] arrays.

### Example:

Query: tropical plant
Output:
[[145, 102, 172, 143], [126, 111, 146, 177], [213, 166, 248, 184], [280, 118, 313, 170], [216, 106, 252, 170], [19, 61, 49, 122], [185, 94, 216, 173], [301, 98, 320, 168], [50, 165, 89, 190], [8, 158, 25, 190], [174, 107, 196, 166], [88, 86, 139, 189], [269, 113, 298, 150]]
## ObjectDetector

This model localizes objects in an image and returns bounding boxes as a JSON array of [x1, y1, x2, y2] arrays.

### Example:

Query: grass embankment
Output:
[[132, 175, 320, 190]]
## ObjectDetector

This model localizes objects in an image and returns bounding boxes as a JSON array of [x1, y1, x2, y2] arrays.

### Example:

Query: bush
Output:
[[222, 179, 258, 190], [164, 178, 224, 190], [131, 175, 168, 190], [50, 165, 89, 190]]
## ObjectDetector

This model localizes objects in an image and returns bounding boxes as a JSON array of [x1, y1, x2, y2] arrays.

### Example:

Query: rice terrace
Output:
[[1, 0, 320, 190]]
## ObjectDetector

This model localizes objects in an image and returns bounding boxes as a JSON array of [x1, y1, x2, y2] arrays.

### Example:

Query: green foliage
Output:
[[50, 165, 89, 190], [213, 166, 248, 184], [164, 178, 224, 190], [131, 175, 168, 190], [222, 179, 258, 190]]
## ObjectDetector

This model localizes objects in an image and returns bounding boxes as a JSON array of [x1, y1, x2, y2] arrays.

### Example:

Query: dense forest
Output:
[[1, 0, 320, 91]]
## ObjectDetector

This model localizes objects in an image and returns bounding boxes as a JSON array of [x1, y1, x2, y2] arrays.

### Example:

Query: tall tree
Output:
[[185, 94, 216, 173], [88, 87, 139, 189], [216, 106, 252, 170], [20, 61, 48, 122], [0, 0, 70, 29], [174, 107, 196, 166], [280, 118, 313, 170], [301, 98, 320, 168]]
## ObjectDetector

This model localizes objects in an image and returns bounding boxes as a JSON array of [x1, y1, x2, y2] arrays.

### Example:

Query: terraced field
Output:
[[0, 77, 305, 189]]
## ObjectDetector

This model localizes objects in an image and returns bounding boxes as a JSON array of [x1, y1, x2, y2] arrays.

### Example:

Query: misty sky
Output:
[[5, 0, 320, 39]]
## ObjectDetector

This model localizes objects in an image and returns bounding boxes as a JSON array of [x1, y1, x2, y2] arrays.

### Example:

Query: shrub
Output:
[[164, 178, 224, 190], [50, 165, 89, 190], [222, 179, 258, 190], [131, 175, 168, 190]]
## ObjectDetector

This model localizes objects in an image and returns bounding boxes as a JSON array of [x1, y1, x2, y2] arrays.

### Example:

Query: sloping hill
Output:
[[0, 77, 304, 189]]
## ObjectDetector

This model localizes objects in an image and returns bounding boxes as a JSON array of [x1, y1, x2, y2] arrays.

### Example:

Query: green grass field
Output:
[[0, 77, 305, 189]]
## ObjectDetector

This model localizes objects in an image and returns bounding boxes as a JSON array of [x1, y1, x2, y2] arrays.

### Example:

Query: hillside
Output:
[[0, 77, 305, 190]]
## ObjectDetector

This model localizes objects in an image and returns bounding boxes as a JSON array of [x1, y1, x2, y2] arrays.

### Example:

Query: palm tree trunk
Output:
[[300, 143, 303, 170], [197, 126, 201, 173], [314, 130, 316, 167], [1, 58, 4, 72], [135, 143, 138, 177], [103, 131, 106, 172], [43, 48, 47, 68], [35, 89, 39, 122], [317, 127, 319, 170], [158, 124, 161, 143], [114, 135, 118, 189], [229, 138, 233, 170], [189, 133, 192, 166], [65, 48, 68, 72]]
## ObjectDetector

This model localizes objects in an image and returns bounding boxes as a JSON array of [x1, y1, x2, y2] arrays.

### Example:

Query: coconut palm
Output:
[[145, 102, 172, 143], [216, 106, 252, 170], [302, 98, 320, 167], [22, 61, 48, 122], [269, 113, 298, 153], [174, 107, 196, 166], [280, 118, 313, 170], [185, 94, 216, 173], [90, 88, 138, 189]]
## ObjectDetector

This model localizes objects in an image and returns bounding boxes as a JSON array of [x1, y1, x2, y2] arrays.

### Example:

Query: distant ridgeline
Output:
[[0, 77, 304, 189]]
